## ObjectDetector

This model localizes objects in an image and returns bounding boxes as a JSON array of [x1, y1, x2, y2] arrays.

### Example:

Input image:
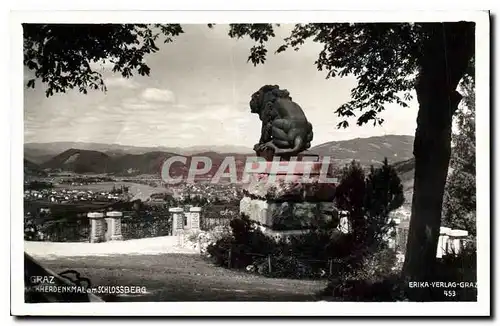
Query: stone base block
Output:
[[240, 197, 339, 231], [242, 160, 337, 201], [255, 226, 311, 242], [244, 175, 336, 202]]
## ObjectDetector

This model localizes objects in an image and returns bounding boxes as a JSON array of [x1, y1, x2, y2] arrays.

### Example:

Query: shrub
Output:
[[320, 247, 405, 301], [319, 246, 477, 302], [253, 255, 314, 278], [206, 215, 277, 269], [207, 235, 234, 266], [335, 159, 404, 249], [430, 245, 477, 301], [207, 216, 361, 279], [183, 225, 233, 253]]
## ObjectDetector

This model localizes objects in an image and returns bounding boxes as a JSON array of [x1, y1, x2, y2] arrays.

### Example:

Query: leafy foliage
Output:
[[321, 248, 404, 301], [227, 23, 429, 128], [334, 159, 404, 248], [364, 158, 405, 244], [23, 24, 184, 97], [442, 76, 476, 236], [206, 215, 276, 269]]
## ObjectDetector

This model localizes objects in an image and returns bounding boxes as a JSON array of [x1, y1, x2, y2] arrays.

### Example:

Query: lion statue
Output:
[[250, 85, 313, 159]]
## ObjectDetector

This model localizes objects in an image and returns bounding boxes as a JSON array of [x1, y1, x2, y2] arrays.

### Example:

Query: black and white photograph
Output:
[[10, 9, 490, 316]]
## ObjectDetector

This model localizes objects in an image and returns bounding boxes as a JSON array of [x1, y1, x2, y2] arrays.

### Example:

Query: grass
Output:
[[37, 254, 326, 301]]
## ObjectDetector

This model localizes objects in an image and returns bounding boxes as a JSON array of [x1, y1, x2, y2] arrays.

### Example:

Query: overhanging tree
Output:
[[23, 23, 476, 294], [23, 24, 184, 97]]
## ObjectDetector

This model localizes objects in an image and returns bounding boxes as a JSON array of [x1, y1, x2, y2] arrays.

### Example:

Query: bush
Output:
[[253, 255, 314, 278], [320, 247, 405, 301], [319, 246, 477, 302], [183, 225, 232, 253], [206, 215, 361, 279], [430, 245, 477, 301], [206, 215, 277, 269], [335, 159, 404, 249]]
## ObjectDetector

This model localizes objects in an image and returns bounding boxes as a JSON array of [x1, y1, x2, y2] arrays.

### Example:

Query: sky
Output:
[[24, 24, 419, 149]]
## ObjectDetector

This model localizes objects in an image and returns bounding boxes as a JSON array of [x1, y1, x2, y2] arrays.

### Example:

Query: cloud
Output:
[[104, 77, 140, 89], [89, 57, 117, 70], [141, 88, 176, 103]]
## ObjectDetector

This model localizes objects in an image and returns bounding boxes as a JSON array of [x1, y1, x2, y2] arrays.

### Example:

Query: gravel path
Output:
[[25, 236, 198, 258]]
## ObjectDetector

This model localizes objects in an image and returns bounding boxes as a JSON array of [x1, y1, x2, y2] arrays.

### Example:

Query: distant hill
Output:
[[24, 159, 48, 177], [24, 142, 253, 164], [309, 135, 414, 167], [24, 147, 59, 165], [393, 157, 416, 182], [36, 148, 247, 177], [393, 157, 416, 208], [42, 149, 113, 174]]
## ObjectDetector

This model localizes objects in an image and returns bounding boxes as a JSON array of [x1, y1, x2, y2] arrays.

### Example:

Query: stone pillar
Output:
[[338, 211, 351, 234], [177, 229, 185, 246], [169, 207, 184, 236], [105, 211, 123, 241], [448, 229, 468, 255], [387, 218, 400, 250], [190, 207, 201, 230], [396, 220, 410, 252], [88, 212, 105, 243], [437, 227, 451, 258]]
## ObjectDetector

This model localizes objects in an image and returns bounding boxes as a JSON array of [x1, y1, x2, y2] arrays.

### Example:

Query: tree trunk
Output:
[[402, 22, 475, 301]]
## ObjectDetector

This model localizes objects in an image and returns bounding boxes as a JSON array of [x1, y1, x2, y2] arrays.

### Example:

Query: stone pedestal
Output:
[[189, 207, 201, 230], [105, 211, 123, 241], [240, 199, 338, 231], [169, 207, 185, 236], [240, 158, 337, 241], [88, 212, 105, 243]]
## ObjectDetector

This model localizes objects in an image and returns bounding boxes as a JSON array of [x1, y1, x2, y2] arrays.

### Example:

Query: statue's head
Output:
[[249, 85, 291, 114]]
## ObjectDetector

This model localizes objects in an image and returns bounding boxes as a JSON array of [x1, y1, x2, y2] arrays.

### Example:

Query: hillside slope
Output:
[[393, 157, 416, 209], [42, 149, 112, 174], [310, 135, 414, 167], [24, 159, 48, 177]]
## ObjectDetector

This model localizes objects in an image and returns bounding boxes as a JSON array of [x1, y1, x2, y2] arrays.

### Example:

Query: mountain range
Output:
[[24, 135, 416, 177], [24, 142, 253, 163]]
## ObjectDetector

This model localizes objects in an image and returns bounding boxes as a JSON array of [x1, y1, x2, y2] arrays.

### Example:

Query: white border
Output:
[[10, 10, 490, 316]]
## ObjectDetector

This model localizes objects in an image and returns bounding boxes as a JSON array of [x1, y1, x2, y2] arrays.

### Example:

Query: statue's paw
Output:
[[262, 142, 277, 152]]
